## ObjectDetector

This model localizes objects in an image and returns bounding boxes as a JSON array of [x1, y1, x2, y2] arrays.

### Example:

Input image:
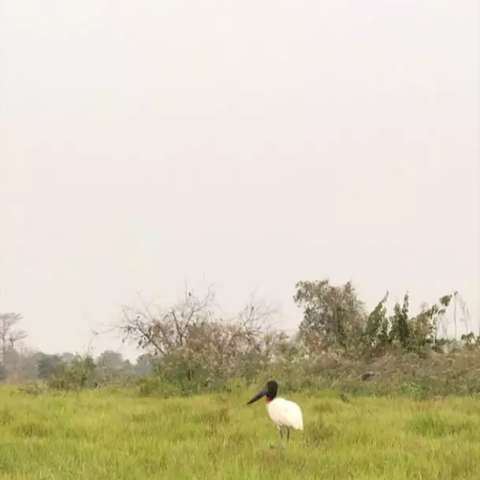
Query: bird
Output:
[[247, 380, 303, 443]]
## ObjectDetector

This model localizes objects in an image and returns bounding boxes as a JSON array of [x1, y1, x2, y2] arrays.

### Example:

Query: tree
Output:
[[410, 294, 453, 349], [97, 350, 124, 371], [119, 287, 216, 356], [60, 352, 76, 364], [48, 355, 96, 390], [294, 280, 365, 352], [119, 288, 278, 388], [0, 313, 27, 365], [363, 291, 457, 354], [390, 294, 410, 347], [4, 347, 40, 382], [37, 353, 64, 379], [135, 353, 156, 376], [364, 292, 389, 353], [96, 350, 132, 383]]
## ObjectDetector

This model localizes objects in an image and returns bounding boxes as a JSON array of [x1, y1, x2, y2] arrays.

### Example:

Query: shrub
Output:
[[47, 356, 96, 391]]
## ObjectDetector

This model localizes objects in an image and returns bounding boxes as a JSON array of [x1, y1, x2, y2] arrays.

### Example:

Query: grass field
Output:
[[0, 387, 479, 479]]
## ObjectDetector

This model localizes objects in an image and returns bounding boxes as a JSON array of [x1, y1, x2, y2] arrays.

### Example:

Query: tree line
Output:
[[116, 281, 475, 394], [1, 280, 476, 394], [0, 312, 154, 386]]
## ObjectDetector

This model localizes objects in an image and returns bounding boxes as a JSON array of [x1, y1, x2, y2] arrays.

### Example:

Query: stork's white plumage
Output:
[[247, 380, 303, 443], [267, 397, 303, 431]]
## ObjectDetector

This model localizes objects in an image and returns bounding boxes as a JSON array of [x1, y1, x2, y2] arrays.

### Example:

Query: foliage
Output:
[[134, 353, 156, 376], [362, 292, 455, 354], [390, 293, 410, 347], [95, 350, 134, 384], [294, 280, 366, 352], [363, 292, 389, 353], [37, 353, 64, 380], [0, 283, 474, 399], [119, 289, 281, 391], [47, 356, 97, 391]]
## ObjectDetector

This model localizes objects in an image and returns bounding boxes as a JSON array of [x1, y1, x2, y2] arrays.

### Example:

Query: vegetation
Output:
[[0, 281, 476, 398], [1, 387, 480, 479], [295, 280, 365, 351], [0, 281, 478, 478]]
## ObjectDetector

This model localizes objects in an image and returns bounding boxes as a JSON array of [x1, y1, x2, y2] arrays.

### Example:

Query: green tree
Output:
[[97, 350, 124, 371], [410, 294, 453, 349], [96, 350, 132, 383], [294, 280, 365, 352], [37, 353, 64, 379], [364, 292, 389, 353], [48, 355, 96, 390], [390, 294, 410, 348]]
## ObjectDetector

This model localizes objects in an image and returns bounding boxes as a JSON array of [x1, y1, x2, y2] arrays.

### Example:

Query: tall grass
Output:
[[0, 387, 479, 479]]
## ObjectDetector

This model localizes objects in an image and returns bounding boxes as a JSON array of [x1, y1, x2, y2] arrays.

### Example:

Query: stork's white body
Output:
[[267, 398, 303, 431]]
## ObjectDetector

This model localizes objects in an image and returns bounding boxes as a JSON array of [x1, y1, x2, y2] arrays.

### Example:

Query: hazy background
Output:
[[1, 0, 478, 357]]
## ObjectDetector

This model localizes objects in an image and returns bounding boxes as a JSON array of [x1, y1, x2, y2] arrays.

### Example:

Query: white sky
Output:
[[1, 0, 479, 358]]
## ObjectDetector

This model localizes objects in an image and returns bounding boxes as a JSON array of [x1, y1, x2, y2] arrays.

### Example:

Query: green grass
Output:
[[1, 387, 480, 479]]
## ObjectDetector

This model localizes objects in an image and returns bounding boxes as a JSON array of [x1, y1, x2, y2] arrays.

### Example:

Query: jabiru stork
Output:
[[247, 380, 303, 443]]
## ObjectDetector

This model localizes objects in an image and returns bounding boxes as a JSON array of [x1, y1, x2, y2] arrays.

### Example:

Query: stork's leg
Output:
[[286, 428, 290, 443], [279, 426, 288, 448]]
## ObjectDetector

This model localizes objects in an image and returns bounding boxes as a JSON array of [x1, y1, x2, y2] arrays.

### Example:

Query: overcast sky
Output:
[[1, 0, 478, 358]]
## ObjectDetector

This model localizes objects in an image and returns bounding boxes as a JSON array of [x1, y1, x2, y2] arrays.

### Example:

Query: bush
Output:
[[47, 356, 96, 391]]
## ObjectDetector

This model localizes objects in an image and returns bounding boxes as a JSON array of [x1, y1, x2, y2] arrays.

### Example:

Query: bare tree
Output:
[[119, 287, 216, 356], [118, 288, 281, 384], [0, 313, 27, 365]]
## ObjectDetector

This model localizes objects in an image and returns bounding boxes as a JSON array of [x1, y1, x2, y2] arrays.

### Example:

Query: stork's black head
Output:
[[265, 380, 278, 399], [247, 380, 278, 405]]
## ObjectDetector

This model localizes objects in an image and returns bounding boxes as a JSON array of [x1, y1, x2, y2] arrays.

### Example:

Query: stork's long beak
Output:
[[247, 388, 268, 405]]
